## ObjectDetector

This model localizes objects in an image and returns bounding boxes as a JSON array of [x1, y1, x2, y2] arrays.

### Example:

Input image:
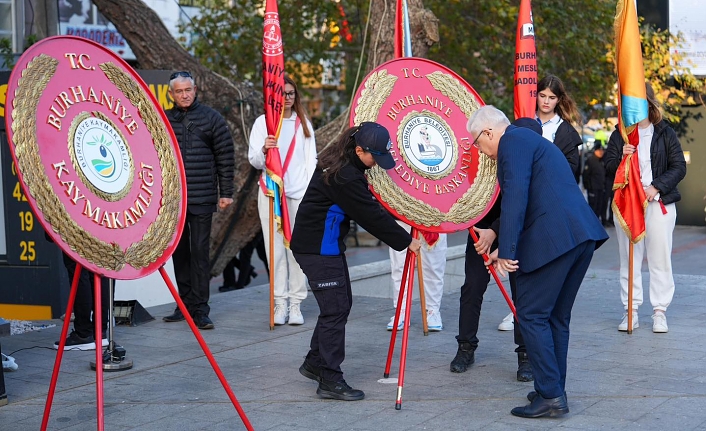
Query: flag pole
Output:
[[416, 251, 428, 336], [269, 199, 275, 330], [469, 228, 517, 318], [396, 227, 418, 410], [627, 242, 634, 334], [384, 248, 413, 378]]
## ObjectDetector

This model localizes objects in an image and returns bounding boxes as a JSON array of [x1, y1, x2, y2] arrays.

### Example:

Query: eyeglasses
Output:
[[472, 128, 492, 148], [284, 91, 296, 99], [170, 71, 192, 80]]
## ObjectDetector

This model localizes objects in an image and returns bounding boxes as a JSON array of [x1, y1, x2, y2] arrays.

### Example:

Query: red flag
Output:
[[612, 0, 649, 243], [612, 127, 647, 243], [514, 0, 537, 120], [262, 0, 292, 243]]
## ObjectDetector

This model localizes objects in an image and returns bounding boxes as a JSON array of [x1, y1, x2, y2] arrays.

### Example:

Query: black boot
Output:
[[450, 342, 475, 373], [517, 352, 534, 382]]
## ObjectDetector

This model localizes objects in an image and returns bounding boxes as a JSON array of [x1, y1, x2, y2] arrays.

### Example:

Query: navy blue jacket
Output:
[[497, 126, 608, 273], [291, 159, 411, 256]]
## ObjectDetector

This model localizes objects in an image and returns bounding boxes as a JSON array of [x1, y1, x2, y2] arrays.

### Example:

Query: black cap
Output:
[[593, 142, 604, 152], [512, 117, 543, 136], [353, 122, 395, 169]]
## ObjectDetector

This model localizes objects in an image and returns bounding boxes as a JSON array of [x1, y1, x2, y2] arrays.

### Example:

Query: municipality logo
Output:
[[86, 133, 117, 178], [399, 111, 457, 179], [71, 113, 133, 199]]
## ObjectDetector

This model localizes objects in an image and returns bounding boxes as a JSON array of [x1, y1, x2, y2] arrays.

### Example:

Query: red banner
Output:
[[514, 0, 537, 120], [4, 36, 186, 279], [262, 0, 291, 243], [350, 58, 498, 233]]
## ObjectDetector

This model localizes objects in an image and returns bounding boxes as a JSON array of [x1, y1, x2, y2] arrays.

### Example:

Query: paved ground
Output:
[[1, 225, 706, 430]]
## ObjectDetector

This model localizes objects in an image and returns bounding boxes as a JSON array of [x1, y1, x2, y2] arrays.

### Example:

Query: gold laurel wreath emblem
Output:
[[353, 67, 497, 227], [10, 54, 180, 271]]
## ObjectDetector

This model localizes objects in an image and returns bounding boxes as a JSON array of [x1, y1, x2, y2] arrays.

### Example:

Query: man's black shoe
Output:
[[299, 359, 321, 382], [163, 308, 185, 322], [195, 314, 215, 330], [517, 352, 534, 382], [511, 394, 569, 418], [450, 342, 475, 373], [316, 379, 364, 401]]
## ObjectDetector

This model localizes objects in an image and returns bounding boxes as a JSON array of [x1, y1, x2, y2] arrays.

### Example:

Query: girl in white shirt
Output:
[[248, 75, 317, 325], [536, 75, 583, 182]]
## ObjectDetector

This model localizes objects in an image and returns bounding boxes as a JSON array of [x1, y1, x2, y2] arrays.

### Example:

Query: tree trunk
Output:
[[93, 0, 265, 276], [92, 0, 437, 276]]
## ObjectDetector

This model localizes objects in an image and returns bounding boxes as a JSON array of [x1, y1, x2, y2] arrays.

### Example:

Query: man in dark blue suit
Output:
[[467, 106, 608, 418]]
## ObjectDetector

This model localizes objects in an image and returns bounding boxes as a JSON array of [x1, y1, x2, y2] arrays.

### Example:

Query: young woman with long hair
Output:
[[604, 82, 686, 333], [248, 75, 317, 325], [536, 74, 583, 181]]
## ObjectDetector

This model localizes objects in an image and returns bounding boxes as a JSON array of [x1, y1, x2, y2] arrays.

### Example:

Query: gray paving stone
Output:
[[2, 227, 706, 430]]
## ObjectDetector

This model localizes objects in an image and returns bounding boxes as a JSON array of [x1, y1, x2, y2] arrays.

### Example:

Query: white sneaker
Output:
[[652, 312, 668, 333], [288, 303, 304, 325], [426, 309, 443, 332], [274, 304, 288, 325], [498, 313, 514, 331], [387, 315, 404, 331], [618, 311, 639, 331]]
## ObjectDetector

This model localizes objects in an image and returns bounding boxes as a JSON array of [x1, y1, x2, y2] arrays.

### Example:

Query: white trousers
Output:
[[614, 201, 676, 312], [258, 191, 307, 305], [389, 224, 447, 314]]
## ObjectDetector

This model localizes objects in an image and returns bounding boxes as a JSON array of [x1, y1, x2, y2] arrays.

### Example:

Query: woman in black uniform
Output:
[[291, 122, 421, 401]]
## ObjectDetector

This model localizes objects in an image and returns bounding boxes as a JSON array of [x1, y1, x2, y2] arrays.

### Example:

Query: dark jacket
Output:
[[553, 120, 583, 183], [604, 120, 686, 205], [167, 99, 234, 208], [291, 158, 412, 256], [582, 153, 606, 193]]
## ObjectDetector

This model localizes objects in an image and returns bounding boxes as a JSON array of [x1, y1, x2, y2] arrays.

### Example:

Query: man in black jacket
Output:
[[163, 71, 235, 329]]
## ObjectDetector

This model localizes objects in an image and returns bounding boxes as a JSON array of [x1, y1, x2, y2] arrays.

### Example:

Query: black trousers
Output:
[[293, 252, 352, 382], [173, 211, 213, 317], [62, 253, 110, 339], [457, 233, 525, 353], [587, 189, 605, 221]]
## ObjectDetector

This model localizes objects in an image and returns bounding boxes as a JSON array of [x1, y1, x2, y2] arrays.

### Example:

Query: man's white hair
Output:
[[466, 105, 510, 136], [169, 75, 195, 90]]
